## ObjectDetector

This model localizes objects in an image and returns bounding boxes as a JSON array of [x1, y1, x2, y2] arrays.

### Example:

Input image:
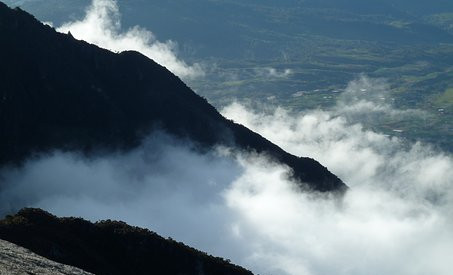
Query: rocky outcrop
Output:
[[0, 239, 93, 275]]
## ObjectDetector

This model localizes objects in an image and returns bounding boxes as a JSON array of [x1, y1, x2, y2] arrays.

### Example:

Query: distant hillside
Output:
[[0, 2, 345, 191], [0, 208, 254, 275], [5, 0, 453, 59]]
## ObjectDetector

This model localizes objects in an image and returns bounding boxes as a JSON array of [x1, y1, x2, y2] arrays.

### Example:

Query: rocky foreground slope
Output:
[[0, 239, 93, 275]]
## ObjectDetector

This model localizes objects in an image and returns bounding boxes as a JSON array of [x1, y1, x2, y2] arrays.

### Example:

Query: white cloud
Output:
[[334, 75, 426, 122], [225, 165, 452, 275], [1, 77, 452, 275], [219, 76, 453, 274], [221, 76, 441, 192], [56, 0, 204, 79], [254, 67, 293, 78]]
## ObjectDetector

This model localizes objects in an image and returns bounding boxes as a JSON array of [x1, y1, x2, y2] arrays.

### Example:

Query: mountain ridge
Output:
[[0, 1, 346, 192], [0, 208, 254, 275]]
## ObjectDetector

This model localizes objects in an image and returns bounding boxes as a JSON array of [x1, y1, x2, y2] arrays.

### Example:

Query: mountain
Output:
[[0, 238, 94, 275], [3, 0, 453, 152], [0, 2, 345, 192], [0, 208, 254, 275]]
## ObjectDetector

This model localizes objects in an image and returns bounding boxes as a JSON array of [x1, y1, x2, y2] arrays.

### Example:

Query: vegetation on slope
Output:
[[0, 208, 253, 275]]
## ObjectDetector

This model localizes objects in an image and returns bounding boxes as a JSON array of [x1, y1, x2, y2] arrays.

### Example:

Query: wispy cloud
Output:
[[335, 75, 426, 122], [254, 67, 293, 78], [56, 0, 204, 79]]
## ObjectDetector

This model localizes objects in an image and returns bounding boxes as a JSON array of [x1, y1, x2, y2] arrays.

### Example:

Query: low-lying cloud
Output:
[[1, 77, 452, 275], [222, 77, 449, 195], [334, 75, 427, 123], [221, 76, 453, 274], [254, 67, 293, 78], [56, 0, 204, 79]]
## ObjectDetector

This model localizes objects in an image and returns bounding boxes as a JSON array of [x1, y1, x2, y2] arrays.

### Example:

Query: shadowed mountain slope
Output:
[[0, 208, 254, 275], [0, 2, 345, 192]]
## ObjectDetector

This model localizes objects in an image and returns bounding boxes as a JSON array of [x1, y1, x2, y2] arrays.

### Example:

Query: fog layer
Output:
[[1, 76, 452, 275]]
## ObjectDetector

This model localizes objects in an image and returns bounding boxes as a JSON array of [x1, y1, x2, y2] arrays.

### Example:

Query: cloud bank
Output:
[[1, 77, 452, 275], [56, 0, 204, 79], [221, 76, 453, 274]]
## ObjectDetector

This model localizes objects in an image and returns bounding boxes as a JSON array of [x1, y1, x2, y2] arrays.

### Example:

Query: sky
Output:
[[1, 1, 452, 275]]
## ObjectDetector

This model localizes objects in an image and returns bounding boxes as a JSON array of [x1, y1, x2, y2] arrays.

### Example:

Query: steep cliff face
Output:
[[0, 1, 345, 192], [0, 208, 254, 275], [0, 239, 94, 275]]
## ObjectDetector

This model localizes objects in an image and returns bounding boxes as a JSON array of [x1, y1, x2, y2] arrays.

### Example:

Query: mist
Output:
[[56, 0, 204, 79], [1, 75, 452, 274], [254, 67, 293, 78]]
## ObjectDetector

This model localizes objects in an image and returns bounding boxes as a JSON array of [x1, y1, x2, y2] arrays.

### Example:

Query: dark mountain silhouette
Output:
[[0, 2, 345, 192], [0, 208, 254, 275]]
